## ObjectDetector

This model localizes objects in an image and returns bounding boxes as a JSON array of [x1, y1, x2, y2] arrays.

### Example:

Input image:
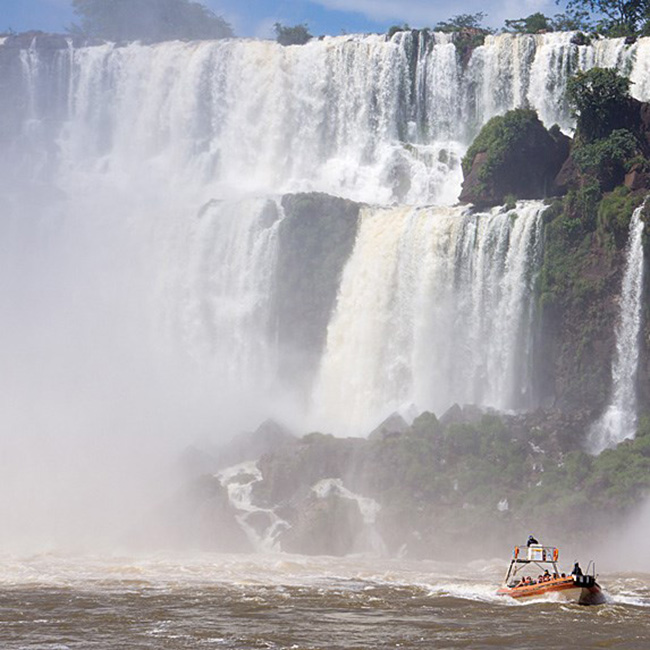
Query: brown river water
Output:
[[0, 553, 648, 649]]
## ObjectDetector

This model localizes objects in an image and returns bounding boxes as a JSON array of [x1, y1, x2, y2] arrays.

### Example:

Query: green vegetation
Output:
[[566, 68, 632, 142], [433, 12, 488, 32], [427, 12, 491, 62], [386, 24, 410, 39], [573, 129, 638, 188], [364, 409, 650, 531], [563, 0, 648, 37], [503, 10, 594, 33], [69, 0, 233, 42], [461, 108, 542, 179], [504, 12, 552, 33], [274, 22, 312, 46]]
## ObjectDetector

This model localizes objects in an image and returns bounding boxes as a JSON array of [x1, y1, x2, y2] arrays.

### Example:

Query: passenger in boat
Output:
[[543, 569, 551, 580], [527, 535, 539, 546], [572, 562, 583, 576], [561, 573, 566, 578], [552, 573, 559, 580]]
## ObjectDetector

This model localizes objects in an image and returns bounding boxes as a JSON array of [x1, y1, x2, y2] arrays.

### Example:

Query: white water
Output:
[[7, 32, 650, 205], [312, 202, 545, 434], [3, 31, 650, 449], [218, 461, 289, 551], [589, 203, 647, 453]]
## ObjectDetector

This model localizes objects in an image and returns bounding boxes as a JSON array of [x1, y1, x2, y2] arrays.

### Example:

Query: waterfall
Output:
[[171, 198, 283, 393], [588, 203, 647, 454], [6, 33, 650, 205], [311, 202, 545, 435], [3, 32, 650, 437]]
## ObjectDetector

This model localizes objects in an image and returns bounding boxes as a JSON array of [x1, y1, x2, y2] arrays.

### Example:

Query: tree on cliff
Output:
[[566, 68, 641, 192], [504, 12, 551, 33], [70, 0, 233, 42], [273, 23, 312, 46], [504, 10, 592, 32], [560, 0, 648, 36], [566, 67, 632, 141], [433, 12, 488, 32]]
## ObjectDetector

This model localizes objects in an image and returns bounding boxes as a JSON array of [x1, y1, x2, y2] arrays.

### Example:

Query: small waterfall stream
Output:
[[589, 201, 647, 453]]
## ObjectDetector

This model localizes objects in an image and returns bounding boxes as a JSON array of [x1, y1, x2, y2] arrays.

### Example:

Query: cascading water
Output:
[[311, 202, 545, 434], [588, 202, 647, 454], [173, 198, 283, 393], [4, 31, 650, 440]]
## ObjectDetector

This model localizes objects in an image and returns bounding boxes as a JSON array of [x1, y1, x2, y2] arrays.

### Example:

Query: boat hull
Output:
[[497, 577, 605, 605]]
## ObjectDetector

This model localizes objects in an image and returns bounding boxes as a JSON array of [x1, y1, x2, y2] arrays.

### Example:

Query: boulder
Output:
[[215, 419, 297, 469], [279, 491, 365, 556], [368, 412, 409, 440], [459, 109, 570, 208]]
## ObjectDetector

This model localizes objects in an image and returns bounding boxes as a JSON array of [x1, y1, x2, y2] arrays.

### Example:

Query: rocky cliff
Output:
[[167, 407, 650, 559]]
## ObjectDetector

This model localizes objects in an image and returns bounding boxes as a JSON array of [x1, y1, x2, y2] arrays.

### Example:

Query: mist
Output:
[[1, 27, 650, 562]]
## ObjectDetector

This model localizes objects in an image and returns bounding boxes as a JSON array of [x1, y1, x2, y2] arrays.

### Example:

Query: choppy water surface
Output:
[[1, 553, 648, 649]]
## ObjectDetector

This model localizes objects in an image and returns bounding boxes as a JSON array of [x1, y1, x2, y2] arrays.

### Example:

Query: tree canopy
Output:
[[561, 0, 648, 36], [273, 23, 313, 46], [566, 67, 632, 140], [504, 12, 551, 33], [433, 13, 489, 33], [70, 0, 233, 42]]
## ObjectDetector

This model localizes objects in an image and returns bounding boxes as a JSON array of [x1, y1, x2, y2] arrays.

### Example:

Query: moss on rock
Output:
[[459, 109, 569, 207]]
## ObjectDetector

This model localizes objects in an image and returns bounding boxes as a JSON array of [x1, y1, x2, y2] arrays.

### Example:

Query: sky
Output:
[[1, 0, 571, 38]]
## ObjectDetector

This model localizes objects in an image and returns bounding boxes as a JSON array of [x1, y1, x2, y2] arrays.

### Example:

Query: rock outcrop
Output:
[[275, 193, 360, 385], [459, 109, 570, 207], [279, 491, 365, 556], [214, 419, 297, 470]]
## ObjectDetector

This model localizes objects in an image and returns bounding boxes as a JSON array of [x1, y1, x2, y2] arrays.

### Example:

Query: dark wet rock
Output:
[[368, 412, 410, 441], [570, 32, 591, 47], [254, 432, 368, 508], [215, 419, 297, 469], [460, 109, 570, 208], [275, 193, 360, 387], [439, 403, 463, 428], [243, 510, 274, 538], [279, 491, 365, 556]]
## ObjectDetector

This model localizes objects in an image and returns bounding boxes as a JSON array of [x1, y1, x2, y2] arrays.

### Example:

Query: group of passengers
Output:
[[515, 570, 566, 588]]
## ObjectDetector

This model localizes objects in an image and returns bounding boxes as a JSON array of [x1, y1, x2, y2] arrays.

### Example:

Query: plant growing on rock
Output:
[[566, 67, 632, 142]]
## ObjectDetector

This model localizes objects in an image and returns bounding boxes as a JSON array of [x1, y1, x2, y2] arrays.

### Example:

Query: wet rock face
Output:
[[459, 109, 570, 208], [254, 433, 367, 508], [279, 492, 365, 556], [215, 419, 297, 470], [275, 193, 360, 386]]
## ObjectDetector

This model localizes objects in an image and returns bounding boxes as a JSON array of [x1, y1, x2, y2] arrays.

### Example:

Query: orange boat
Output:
[[496, 544, 605, 605]]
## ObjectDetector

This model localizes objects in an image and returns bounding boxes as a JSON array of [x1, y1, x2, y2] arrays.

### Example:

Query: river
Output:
[[1, 553, 648, 649]]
